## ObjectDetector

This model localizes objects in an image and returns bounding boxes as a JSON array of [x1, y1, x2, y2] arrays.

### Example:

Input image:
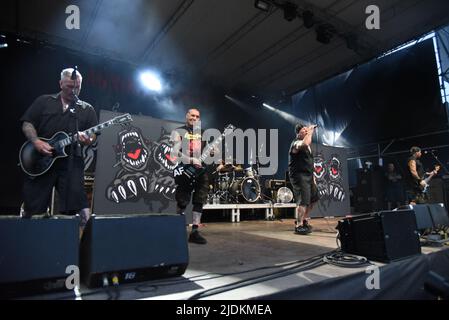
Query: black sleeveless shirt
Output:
[[288, 139, 314, 176], [406, 155, 424, 187]]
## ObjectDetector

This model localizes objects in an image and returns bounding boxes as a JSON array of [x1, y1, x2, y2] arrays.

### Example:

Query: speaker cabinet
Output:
[[0, 217, 79, 298], [337, 210, 421, 262], [80, 214, 189, 288]]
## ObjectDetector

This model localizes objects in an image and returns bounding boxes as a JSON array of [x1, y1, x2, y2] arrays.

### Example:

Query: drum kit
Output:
[[209, 161, 262, 204]]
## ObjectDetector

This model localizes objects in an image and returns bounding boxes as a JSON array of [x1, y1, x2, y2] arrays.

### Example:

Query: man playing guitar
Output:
[[406, 146, 440, 204], [20, 68, 97, 228]]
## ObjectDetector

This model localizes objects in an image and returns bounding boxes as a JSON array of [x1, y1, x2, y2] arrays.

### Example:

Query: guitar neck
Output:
[[425, 173, 438, 183], [60, 120, 115, 147], [200, 135, 224, 162]]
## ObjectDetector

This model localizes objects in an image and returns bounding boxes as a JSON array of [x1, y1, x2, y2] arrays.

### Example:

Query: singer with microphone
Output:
[[288, 123, 320, 235], [20, 67, 98, 233]]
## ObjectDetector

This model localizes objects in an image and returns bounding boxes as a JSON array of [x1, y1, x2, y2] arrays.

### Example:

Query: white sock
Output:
[[192, 211, 202, 226]]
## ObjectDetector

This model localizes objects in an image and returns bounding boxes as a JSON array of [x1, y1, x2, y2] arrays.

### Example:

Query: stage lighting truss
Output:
[[316, 24, 336, 44], [282, 2, 298, 22], [253, 1, 361, 52]]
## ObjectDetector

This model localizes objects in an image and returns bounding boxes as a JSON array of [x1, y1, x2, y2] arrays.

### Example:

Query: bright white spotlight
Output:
[[263, 103, 273, 109], [263, 103, 303, 125], [139, 71, 163, 92], [0, 43, 8, 49]]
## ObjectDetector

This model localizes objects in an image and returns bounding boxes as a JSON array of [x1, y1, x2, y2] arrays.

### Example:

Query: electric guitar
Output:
[[421, 165, 441, 193], [173, 124, 236, 185], [19, 113, 133, 177]]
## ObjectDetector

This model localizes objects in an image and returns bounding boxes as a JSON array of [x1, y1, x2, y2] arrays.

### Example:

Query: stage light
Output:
[[316, 24, 334, 44], [282, 2, 298, 22], [139, 71, 163, 93], [0, 34, 8, 49], [254, 0, 272, 12], [302, 10, 314, 29], [263, 103, 304, 124]]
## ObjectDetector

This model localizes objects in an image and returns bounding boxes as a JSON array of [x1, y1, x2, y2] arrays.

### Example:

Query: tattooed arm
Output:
[[22, 121, 38, 143], [22, 121, 53, 156]]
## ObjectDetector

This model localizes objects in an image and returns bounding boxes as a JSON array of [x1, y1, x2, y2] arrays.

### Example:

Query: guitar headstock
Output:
[[223, 124, 236, 136], [112, 113, 133, 125]]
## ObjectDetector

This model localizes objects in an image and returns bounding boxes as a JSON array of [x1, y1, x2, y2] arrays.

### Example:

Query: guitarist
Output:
[[406, 146, 439, 204], [171, 108, 212, 244], [20, 68, 98, 228]]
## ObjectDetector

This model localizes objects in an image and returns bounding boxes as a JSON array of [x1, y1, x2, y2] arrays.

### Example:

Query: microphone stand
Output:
[[65, 67, 82, 215], [429, 151, 449, 175]]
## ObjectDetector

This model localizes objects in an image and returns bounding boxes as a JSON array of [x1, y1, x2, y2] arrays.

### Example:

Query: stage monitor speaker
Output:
[[337, 210, 421, 262], [406, 204, 434, 230], [0, 217, 79, 298], [80, 214, 189, 288], [399, 204, 449, 230], [427, 203, 449, 228]]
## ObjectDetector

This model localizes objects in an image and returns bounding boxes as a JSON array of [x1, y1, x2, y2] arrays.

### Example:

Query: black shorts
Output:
[[290, 174, 319, 207], [175, 172, 209, 211], [406, 186, 427, 204]]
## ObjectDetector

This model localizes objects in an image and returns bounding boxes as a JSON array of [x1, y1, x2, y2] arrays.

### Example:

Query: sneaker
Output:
[[189, 230, 207, 244], [295, 225, 312, 235]]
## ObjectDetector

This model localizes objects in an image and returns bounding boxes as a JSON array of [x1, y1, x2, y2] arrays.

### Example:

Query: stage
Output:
[[16, 217, 449, 300]]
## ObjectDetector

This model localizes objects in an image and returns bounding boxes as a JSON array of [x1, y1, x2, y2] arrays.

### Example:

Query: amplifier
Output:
[[265, 179, 287, 190]]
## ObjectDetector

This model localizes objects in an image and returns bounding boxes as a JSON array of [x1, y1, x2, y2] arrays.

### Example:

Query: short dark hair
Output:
[[410, 146, 421, 155], [295, 123, 306, 134]]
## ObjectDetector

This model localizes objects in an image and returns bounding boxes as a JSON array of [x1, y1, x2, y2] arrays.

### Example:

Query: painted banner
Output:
[[310, 144, 350, 217], [93, 110, 182, 215]]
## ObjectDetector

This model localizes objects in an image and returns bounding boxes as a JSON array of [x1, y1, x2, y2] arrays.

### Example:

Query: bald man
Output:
[[171, 108, 209, 244]]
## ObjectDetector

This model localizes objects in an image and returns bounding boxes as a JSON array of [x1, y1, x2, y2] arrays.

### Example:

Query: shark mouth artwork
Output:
[[313, 153, 346, 210], [120, 129, 149, 170], [105, 126, 178, 211], [155, 142, 177, 171], [149, 128, 178, 200], [328, 155, 345, 202]]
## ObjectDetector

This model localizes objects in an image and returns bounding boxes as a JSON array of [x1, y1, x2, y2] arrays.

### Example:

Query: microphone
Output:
[[71, 66, 78, 80], [424, 150, 436, 154]]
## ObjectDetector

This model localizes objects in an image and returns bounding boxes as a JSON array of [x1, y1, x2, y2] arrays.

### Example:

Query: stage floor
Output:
[[21, 218, 449, 300]]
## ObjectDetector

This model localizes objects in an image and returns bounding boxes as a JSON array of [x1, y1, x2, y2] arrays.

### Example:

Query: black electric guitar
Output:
[[19, 113, 133, 177], [421, 165, 441, 193], [173, 124, 235, 185]]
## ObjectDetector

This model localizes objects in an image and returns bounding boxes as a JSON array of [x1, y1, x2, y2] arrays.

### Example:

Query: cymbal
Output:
[[218, 164, 244, 173], [218, 164, 234, 172]]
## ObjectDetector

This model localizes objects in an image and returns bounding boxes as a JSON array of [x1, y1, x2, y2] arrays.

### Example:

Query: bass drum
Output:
[[230, 177, 261, 203]]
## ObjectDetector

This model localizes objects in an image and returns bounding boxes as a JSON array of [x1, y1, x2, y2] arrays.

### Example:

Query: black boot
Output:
[[189, 230, 207, 244]]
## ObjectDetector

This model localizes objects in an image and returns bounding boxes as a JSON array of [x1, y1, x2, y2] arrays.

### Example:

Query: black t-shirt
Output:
[[288, 139, 314, 176], [20, 93, 98, 138]]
